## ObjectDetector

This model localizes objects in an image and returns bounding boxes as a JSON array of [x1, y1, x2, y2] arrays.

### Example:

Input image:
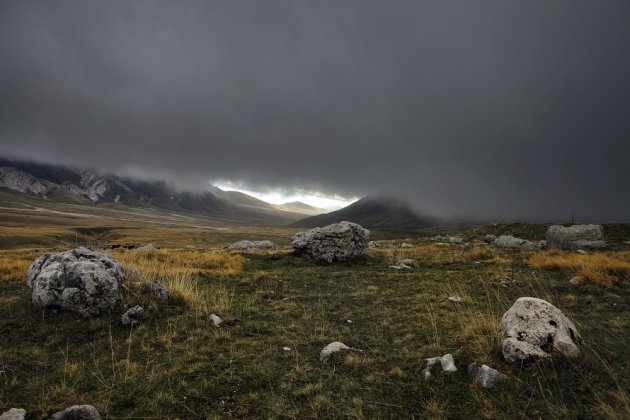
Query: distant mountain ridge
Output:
[[0, 157, 309, 224], [292, 195, 434, 231]]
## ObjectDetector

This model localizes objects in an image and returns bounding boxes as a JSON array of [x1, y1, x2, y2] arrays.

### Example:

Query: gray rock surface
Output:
[[320, 342, 351, 363], [51, 405, 100, 420], [468, 363, 507, 389], [545, 224, 606, 250], [210, 313, 222, 328], [136, 243, 158, 251], [146, 281, 169, 302], [483, 234, 497, 243], [448, 296, 463, 303], [228, 240, 276, 252], [398, 258, 416, 267], [423, 354, 457, 380], [0, 408, 26, 420], [389, 264, 411, 270], [537, 240, 547, 249], [292, 221, 370, 263], [494, 235, 535, 249], [500, 297, 582, 362], [121, 305, 145, 325], [25, 247, 124, 316]]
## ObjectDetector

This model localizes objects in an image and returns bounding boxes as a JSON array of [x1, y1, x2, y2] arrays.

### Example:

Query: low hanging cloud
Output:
[[1, 1, 629, 222]]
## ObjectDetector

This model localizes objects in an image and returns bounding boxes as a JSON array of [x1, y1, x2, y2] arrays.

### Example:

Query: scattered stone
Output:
[[121, 305, 144, 325], [569, 276, 584, 285], [401, 243, 412, 248], [320, 341, 352, 363], [537, 240, 547, 250], [468, 363, 507, 389], [347, 319, 353, 323], [210, 313, 222, 328], [490, 277, 518, 288], [483, 234, 497, 244], [448, 236, 464, 244], [398, 258, 416, 267], [546, 224, 606, 251], [0, 408, 26, 420], [448, 296, 463, 303], [500, 297, 582, 363], [494, 235, 535, 249], [292, 221, 370, 263], [136, 243, 158, 251], [423, 354, 457, 380], [283, 346, 291, 351], [575, 249, 587, 255], [25, 247, 124, 316], [51, 405, 100, 420], [228, 240, 276, 252], [146, 281, 169, 302], [368, 241, 379, 248], [389, 264, 412, 271]]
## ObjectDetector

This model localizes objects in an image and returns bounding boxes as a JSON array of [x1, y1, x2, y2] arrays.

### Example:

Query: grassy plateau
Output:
[[0, 199, 628, 418]]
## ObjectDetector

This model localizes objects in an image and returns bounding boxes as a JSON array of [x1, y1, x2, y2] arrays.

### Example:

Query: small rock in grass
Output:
[[51, 405, 101, 420], [121, 305, 144, 325], [468, 363, 507, 389], [389, 264, 411, 270], [398, 258, 416, 267], [423, 354, 457, 380], [569, 276, 583, 285], [575, 249, 587, 255], [0, 408, 26, 420], [283, 346, 291, 351], [320, 342, 354, 363], [347, 319, 353, 323], [146, 281, 169, 302], [448, 296, 463, 303], [210, 313, 222, 328]]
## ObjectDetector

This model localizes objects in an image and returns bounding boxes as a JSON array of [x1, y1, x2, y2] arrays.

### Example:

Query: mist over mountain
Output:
[[0, 157, 314, 224], [293, 195, 433, 231], [1, 1, 629, 222]]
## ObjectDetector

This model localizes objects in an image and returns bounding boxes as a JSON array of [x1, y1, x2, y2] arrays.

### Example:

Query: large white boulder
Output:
[[291, 221, 370, 263], [500, 297, 582, 363], [545, 224, 606, 250], [25, 247, 124, 316]]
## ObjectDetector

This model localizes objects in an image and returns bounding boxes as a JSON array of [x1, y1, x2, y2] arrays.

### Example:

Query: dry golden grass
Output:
[[113, 248, 244, 280], [0, 248, 45, 282], [528, 250, 630, 286]]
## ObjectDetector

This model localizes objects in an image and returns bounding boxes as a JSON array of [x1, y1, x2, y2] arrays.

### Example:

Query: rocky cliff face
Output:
[[0, 165, 130, 202]]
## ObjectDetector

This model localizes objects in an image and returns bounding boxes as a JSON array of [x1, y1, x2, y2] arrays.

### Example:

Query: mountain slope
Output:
[[272, 201, 324, 216], [292, 195, 433, 231], [0, 157, 305, 224]]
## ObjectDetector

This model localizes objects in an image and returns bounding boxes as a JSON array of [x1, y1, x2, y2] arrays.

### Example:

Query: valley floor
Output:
[[0, 205, 629, 418]]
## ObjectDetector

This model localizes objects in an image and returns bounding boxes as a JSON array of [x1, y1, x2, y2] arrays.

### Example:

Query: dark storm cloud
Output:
[[1, 0, 629, 221]]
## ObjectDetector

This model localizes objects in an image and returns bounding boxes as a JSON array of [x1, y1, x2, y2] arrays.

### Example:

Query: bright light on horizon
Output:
[[212, 181, 357, 211]]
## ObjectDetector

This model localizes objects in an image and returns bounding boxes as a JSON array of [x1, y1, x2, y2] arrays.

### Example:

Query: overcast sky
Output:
[[1, 1, 629, 222]]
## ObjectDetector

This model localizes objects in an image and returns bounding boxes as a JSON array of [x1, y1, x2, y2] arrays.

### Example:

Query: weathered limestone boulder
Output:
[[228, 240, 276, 252], [546, 224, 606, 250], [468, 363, 507, 389], [494, 235, 534, 249], [51, 405, 100, 420], [0, 408, 26, 420], [500, 297, 582, 363], [291, 221, 370, 263], [25, 247, 124, 316]]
